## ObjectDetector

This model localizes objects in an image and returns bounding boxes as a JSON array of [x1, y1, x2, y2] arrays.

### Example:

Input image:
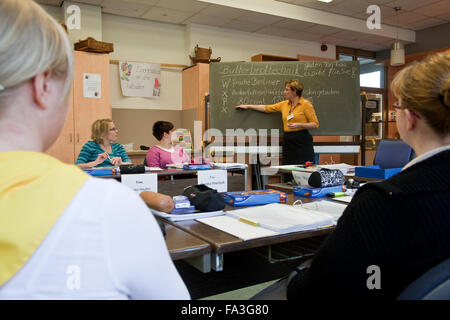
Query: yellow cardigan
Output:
[[265, 97, 319, 132], [0, 151, 88, 286]]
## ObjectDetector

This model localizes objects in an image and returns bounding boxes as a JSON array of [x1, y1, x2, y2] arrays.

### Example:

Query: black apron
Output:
[[282, 130, 315, 165]]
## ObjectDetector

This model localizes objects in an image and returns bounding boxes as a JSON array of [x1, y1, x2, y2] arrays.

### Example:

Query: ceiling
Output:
[[37, 0, 450, 52]]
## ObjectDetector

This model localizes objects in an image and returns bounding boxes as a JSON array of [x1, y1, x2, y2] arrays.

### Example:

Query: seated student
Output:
[[76, 119, 132, 168], [0, 0, 189, 300], [255, 51, 450, 300], [146, 121, 190, 168]]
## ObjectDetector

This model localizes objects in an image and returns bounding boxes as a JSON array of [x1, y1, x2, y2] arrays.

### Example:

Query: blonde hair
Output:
[[91, 119, 113, 144], [285, 79, 304, 97], [391, 51, 450, 136], [0, 0, 73, 104]]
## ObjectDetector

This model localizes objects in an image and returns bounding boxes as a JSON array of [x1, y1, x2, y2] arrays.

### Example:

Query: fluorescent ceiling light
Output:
[[317, 0, 333, 3]]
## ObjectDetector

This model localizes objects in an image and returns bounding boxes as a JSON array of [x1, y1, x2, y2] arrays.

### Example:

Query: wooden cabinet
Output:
[[46, 51, 112, 164], [182, 63, 209, 134]]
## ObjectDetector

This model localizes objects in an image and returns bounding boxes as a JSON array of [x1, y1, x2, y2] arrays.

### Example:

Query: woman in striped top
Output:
[[76, 119, 131, 168]]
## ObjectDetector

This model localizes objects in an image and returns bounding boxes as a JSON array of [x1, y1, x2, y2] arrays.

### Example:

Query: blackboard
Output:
[[209, 61, 361, 136]]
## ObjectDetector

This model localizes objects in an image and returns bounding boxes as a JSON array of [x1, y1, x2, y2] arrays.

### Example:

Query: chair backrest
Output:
[[373, 139, 412, 169], [398, 258, 450, 300]]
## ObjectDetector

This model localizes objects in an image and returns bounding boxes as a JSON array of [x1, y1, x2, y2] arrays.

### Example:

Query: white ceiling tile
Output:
[[101, 0, 151, 18], [184, 13, 232, 26], [382, 11, 429, 27], [271, 18, 316, 30], [304, 24, 341, 35], [152, 0, 209, 13], [324, 0, 377, 16], [256, 26, 292, 37], [361, 0, 396, 5], [288, 30, 325, 41], [387, 0, 443, 12], [412, 0, 450, 17], [72, 0, 103, 5], [351, 4, 398, 20], [119, 0, 159, 5], [435, 11, 450, 21], [141, 7, 194, 24], [35, 0, 63, 5], [235, 11, 285, 25], [292, 0, 346, 10], [404, 17, 448, 30], [199, 4, 248, 20], [220, 20, 267, 33]]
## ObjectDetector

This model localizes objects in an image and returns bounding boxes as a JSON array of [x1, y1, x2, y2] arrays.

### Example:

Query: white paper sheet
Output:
[[197, 216, 278, 241]]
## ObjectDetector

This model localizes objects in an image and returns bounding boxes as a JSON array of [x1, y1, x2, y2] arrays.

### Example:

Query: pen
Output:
[[327, 192, 346, 197], [239, 217, 259, 227]]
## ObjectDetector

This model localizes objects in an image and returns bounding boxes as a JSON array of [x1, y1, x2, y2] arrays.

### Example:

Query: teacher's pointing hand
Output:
[[236, 104, 249, 110]]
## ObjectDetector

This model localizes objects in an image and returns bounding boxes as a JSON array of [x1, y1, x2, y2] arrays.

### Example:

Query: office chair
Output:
[[373, 139, 413, 169], [397, 258, 450, 300]]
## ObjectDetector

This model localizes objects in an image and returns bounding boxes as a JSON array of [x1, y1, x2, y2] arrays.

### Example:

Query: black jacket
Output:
[[287, 150, 450, 300]]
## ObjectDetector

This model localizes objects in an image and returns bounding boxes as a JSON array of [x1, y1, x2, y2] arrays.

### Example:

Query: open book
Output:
[[197, 202, 345, 240]]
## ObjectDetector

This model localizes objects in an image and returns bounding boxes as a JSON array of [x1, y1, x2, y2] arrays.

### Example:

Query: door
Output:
[[73, 51, 112, 159], [45, 87, 75, 164]]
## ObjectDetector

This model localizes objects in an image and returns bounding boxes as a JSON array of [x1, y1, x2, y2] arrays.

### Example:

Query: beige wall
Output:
[[112, 108, 183, 149]]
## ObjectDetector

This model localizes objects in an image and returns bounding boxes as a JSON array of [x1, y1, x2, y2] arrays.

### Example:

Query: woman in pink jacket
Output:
[[146, 121, 190, 168]]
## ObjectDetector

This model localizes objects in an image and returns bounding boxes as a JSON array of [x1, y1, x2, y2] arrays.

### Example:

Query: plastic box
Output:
[[223, 189, 287, 206], [293, 185, 344, 198], [355, 165, 401, 179]]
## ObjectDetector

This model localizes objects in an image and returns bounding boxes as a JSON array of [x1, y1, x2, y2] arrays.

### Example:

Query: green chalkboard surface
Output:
[[209, 61, 361, 136]]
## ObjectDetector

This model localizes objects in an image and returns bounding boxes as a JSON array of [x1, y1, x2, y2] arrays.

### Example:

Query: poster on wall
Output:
[[119, 61, 161, 98]]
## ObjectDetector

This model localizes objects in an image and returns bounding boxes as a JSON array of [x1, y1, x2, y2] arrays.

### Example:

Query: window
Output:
[[336, 46, 385, 89], [360, 71, 381, 88]]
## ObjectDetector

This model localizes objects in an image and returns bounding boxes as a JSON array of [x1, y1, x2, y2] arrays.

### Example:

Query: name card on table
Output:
[[121, 174, 157, 194], [197, 170, 227, 193]]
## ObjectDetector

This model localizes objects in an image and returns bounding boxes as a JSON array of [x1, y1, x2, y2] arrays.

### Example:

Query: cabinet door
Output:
[[73, 51, 112, 159], [45, 87, 75, 164]]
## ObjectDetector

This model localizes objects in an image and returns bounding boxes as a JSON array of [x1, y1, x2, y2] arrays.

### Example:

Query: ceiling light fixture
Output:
[[317, 0, 333, 3], [390, 6, 405, 66]]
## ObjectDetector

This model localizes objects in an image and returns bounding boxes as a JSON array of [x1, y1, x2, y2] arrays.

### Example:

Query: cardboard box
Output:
[[223, 189, 287, 206], [74, 37, 114, 53], [355, 165, 401, 179]]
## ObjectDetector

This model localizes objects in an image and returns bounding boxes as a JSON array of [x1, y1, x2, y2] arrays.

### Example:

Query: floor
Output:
[[174, 235, 327, 300]]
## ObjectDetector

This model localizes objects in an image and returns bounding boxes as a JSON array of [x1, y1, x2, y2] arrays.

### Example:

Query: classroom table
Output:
[[162, 193, 337, 272], [94, 167, 248, 196], [162, 221, 213, 273]]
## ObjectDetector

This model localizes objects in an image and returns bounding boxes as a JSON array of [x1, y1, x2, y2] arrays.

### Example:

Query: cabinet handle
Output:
[[77, 134, 79, 143], [69, 133, 72, 143]]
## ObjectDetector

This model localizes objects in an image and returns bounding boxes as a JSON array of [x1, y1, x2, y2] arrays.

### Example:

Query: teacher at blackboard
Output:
[[236, 79, 319, 165]]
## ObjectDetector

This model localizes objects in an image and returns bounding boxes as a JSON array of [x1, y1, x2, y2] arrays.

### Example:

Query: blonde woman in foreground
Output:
[[0, 0, 189, 300]]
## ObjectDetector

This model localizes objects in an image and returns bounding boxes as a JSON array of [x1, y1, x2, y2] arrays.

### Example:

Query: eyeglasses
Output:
[[393, 101, 403, 110], [393, 101, 422, 119], [109, 128, 118, 131]]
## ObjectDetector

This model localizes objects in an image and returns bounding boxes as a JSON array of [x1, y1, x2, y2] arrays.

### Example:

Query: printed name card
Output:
[[197, 170, 228, 193], [121, 174, 157, 194]]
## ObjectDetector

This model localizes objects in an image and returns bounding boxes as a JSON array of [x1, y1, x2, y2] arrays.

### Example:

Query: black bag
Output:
[[119, 164, 145, 174], [308, 169, 345, 188], [183, 184, 225, 212]]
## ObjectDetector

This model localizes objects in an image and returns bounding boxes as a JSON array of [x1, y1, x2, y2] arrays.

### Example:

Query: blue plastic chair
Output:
[[373, 139, 412, 169], [398, 258, 450, 300]]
